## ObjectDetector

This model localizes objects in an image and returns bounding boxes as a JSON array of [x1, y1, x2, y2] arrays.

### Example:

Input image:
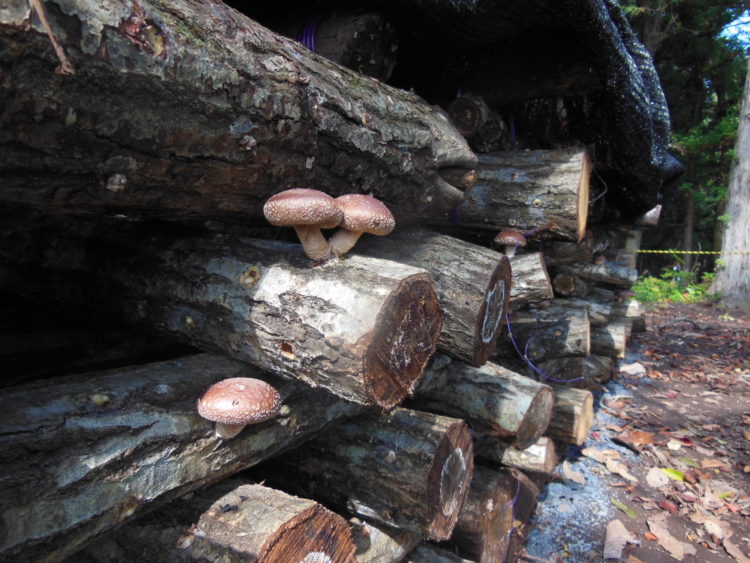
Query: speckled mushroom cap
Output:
[[335, 194, 395, 235], [263, 188, 343, 229], [197, 377, 282, 425], [494, 229, 527, 247]]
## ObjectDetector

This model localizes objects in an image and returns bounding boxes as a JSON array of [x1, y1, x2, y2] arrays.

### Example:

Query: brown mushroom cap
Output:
[[197, 377, 281, 425], [335, 194, 395, 235], [494, 229, 527, 247], [263, 188, 343, 229]]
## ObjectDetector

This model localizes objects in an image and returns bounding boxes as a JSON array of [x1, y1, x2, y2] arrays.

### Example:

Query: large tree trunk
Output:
[[0, 227, 442, 409], [355, 227, 512, 366], [0, 0, 475, 225], [441, 148, 591, 241], [0, 354, 364, 562], [711, 60, 750, 312]]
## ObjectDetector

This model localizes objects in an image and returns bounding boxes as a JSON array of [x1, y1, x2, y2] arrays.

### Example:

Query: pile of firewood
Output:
[[0, 1, 657, 562]]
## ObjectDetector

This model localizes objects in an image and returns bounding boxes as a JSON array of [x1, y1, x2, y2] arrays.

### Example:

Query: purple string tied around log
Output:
[[295, 16, 320, 52], [505, 313, 585, 384]]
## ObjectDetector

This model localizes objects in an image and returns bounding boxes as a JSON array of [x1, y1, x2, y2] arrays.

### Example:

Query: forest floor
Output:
[[524, 301, 750, 563]]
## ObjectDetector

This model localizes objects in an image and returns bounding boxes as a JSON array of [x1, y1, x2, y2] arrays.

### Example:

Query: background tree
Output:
[[622, 1, 748, 276]]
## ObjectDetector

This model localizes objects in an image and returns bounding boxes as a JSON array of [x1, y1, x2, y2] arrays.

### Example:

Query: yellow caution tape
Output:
[[635, 250, 750, 255]]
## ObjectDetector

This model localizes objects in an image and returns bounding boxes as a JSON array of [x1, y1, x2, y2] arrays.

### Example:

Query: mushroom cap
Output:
[[197, 377, 282, 425], [264, 188, 343, 229], [335, 194, 395, 235], [494, 229, 527, 247]]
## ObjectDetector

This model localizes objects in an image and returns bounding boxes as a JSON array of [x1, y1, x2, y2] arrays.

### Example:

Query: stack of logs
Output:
[[0, 3, 649, 562]]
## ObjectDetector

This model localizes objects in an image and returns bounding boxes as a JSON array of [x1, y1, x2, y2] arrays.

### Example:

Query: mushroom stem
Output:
[[504, 244, 516, 258], [214, 422, 247, 440], [294, 226, 331, 260], [329, 228, 364, 257]]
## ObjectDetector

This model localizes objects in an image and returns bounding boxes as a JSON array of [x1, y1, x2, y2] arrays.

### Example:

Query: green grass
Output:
[[632, 268, 720, 304]]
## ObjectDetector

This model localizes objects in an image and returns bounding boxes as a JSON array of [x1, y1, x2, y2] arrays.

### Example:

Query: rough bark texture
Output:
[[413, 354, 554, 450], [0, 228, 442, 408], [553, 261, 638, 289], [407, 543, 476, 563], [552, 272, 591, 298], [545, 386, 595, 446], [497, 309, 590, 362], [590, 320, 631, 359], [508, 252, 554, 306], [452, 465, 514, 563], [477, 437, 558, 475], [443, 148, 591, 241], [0, 353, 364, 562], [0, 0, 475, 225], [355, 227, 512, 366], [538, 354, 615, 389], [350, 519, 421, 563], [274, 407, 474, 541], [541, 230, 595, 266], [188, 484, 356, 562]]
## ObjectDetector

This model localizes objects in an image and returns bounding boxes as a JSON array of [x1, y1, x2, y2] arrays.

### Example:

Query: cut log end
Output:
[[576, 150, 592, 242], [514, 385, 555, 450], [473, 255, 511, 366], [366, 274, 443, 409], [426, 420, 474, 541]]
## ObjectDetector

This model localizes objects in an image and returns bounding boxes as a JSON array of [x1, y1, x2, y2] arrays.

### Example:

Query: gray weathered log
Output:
[[529, 296, 643, 327], [354, 227, 511, 366], [350, 519, 422, 563], [476, 436, 559, 475], [509, 252, 554, 307], [590, 320, 631, 359], [439, 148, 591, 241], [496, 309, 590, 362], [552, 261, 638, 289], [0, 228, 442, 409], [545, 386, 595, 446], [541, 230, 595, 267], [407, 543, 476, 563], [552, 271, 591, 298], [274, 407, 474, 541], [537, 354, 615, 389], [0, 353, 364, 562], [0, 0, 475, 225], [413, 354, 554, 450]]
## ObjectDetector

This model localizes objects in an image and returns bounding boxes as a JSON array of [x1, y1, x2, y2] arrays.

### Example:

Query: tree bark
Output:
[[406, 543, 476, 563], [537, 354, 615, 390], [413, 354, 554, 450], [508, 252, 554, 306], [0, 353, 364, 562], [441, 148, 591, 241], [545, 386, 595, 446], [355, 227, 512, 366], [350, 519, 421, 563], [0, 0, 475, 225], [552, 261, 638, 289], [497, 309, 590, 362], [552, 272, 591, 298], [452, 465, 514, 563], [711, 60, 750, 311], [542, 230, 595, 266], [590, 321, 631, 359], [0, 227, 442, 409], [187, 484, 357, 562], [274, 407, 474, 541], [476, 436, 558, 475]]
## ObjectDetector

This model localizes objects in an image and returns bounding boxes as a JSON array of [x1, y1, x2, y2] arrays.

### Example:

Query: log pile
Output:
[[0, 1, 661, 562]]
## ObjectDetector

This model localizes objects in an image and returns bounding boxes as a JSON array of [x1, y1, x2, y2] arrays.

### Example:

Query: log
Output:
[[541, 230, 595, 266], [272, 407, 474, 541], [503, 468, 541, 562], [440, 148, 591, 241], [0, 353, 364, 562], [354, 227, 512, 366], [0, 0, 476, 225], [552, 261, 638, 289], [452, 465, 514, 563], [407, 543, 475, 563], [552, 271, 591, 298], [413, 354, 554, 450], [0, 227, 442, 409], [476, 436, 559, 475], [590, 320, 631, 359], [545, 386, 595, 446], [188, 484, 356, 562], [350, 518, 421, 563], [497, 309, 590, 362], [530, 296, 643, 327], [537, 354, 615, 389], [508, 252, 554, 307]]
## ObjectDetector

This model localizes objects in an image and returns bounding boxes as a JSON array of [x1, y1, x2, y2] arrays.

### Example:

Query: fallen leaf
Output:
[[611, 497, 637, 518], [662, 468, 684, 481], [678, 457, 700, 469], [617, 429, 654, 449], [703, 518, 730, 539], [582, 447, 620, 464], [607, 459, 638, 482], [562, 461, 586, 485], [658, 499, 679, 514], [647, 467, 670, 488], [645, 531, 659, 541], [724, 537, 750, 563], [667, 439, 683, 451], [744, 430, 750, 441], [604, 519, 640, 560], [702, 459, 727, 469], [647, 513, 697, 560], [608, 424, 624, 432]]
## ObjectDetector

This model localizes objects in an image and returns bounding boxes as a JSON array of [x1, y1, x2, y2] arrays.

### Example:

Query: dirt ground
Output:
[[524, 302, 750, 562]]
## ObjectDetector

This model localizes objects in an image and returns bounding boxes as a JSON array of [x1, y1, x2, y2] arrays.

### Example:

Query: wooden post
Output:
[[413, 354, 554, 450], [508, 252, 554, 306], [0, 354, 364, 562], [545, 386, 595, 446], [0, 0, 475, 224], [188, 484, 357, 562], [274, 408, 474, 541], [355, 227, 512, 366], [0, 230, 443, 409], [441, 148, 591, 241]]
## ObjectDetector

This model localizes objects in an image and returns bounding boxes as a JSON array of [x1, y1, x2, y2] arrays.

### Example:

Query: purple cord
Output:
[[295, 16, 319, 52], [448, 207, 461, 228], [505, 314, 585, 384]]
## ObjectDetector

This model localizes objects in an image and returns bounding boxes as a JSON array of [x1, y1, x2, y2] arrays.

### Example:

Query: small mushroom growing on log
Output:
[[329, 194, 396, 257], [494, 229, 527, 257], [263, 188, 343, 260], [197, 377, 282, 439]]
